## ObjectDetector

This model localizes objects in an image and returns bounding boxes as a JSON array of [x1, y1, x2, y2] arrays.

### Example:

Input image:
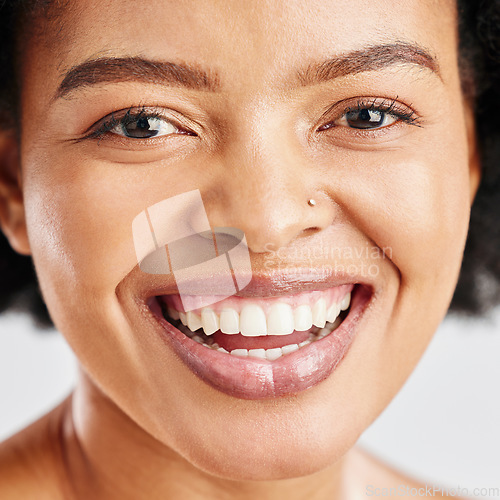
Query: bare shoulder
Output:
[[0, 398, 71, 500], [344, 445, 466, 499]]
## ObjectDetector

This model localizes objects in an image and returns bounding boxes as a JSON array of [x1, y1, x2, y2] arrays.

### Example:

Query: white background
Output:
[[1, 310, 499, 498]]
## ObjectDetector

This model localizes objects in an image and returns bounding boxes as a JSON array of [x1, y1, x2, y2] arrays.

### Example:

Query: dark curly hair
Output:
[[0, 0, 499, 329]]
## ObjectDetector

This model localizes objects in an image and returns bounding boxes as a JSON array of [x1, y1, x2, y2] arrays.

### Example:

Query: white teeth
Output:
[[187, 311, 202, 332], [164, 290, 351, 337], [326, 303, 340, 323], [266, 303, 294, 335], [219, 308, 239, 334], [187, 325, 341, 358], [172, 313, 343, 358], [168, 307, 180, 321], [179, 311, 187, 326], [247, 348, 266, 359], [201, 308, 219, 335], [230, 348, 248, 357], [317, 327, 331, 339], [340, 292, 351, 311], [281, 343, 299, 354], [293, 304, 313, 331], [229, 343, 299, 360], [312, 298, 327, 328], [265, 348, 283, 361], [240, 304, 267, 337]]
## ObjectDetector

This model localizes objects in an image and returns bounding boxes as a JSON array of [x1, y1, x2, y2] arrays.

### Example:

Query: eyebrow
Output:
[[55, 57, 222, 99], [295, 41, 441, 86], [55, 41, 440, 100]]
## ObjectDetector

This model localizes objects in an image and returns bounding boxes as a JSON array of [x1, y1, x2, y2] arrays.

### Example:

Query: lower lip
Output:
[[147, 285, 371, 400]]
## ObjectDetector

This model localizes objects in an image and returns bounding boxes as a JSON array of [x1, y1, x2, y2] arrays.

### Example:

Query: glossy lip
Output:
[[143, 281, 374, 399]]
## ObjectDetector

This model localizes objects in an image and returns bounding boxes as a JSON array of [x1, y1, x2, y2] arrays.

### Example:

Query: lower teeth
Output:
[[161, 304, 346, 361]]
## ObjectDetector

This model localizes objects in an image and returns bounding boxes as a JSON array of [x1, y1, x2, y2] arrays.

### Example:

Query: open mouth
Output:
[[157, 286, 353, 361], [145, 281, 372, 399]]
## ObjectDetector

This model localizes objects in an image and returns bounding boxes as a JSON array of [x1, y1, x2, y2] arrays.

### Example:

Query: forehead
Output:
[[28, 0, 458, 93]]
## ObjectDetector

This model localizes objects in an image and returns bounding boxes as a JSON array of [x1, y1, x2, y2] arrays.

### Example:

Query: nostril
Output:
[[302, 227, 322, 236]]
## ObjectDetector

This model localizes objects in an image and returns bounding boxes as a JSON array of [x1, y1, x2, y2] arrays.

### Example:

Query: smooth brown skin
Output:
[[0, 0, 480, 498]]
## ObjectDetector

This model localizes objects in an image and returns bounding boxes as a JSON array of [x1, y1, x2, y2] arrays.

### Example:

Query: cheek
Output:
[[332, 139, 472, 391], [336, 148, 471, 288], [22, 155, 196, 296], [23, 167, 132, 290]]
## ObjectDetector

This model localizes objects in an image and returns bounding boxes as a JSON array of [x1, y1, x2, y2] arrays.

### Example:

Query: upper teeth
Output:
[[167, 292, 351, 337]]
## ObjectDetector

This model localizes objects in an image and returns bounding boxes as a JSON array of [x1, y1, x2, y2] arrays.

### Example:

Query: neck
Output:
[[56, 368, 348, 500]]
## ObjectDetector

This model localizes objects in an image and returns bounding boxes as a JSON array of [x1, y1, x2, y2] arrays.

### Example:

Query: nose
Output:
[[204, 127, 336, 254]]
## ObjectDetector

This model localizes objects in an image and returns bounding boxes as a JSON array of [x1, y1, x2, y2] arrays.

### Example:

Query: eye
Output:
[[318, 98, 420, 132], [337, 109, 398, 130], [87, 107, 196, 141]]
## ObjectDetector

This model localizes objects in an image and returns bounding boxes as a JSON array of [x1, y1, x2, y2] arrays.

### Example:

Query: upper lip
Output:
[[122, 264, 376, 305], [231, 270, 365, 297]]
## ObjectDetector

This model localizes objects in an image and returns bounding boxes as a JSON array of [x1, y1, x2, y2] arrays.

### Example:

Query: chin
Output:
[[181, 424, 353, 482]]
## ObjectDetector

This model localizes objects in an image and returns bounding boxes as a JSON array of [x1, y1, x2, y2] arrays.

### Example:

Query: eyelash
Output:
[[319, 97, 421, 131], [86, 106, 191, 141]]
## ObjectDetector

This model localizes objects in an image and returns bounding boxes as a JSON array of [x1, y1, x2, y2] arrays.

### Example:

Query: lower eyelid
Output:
[[315, 120, 416, 145]]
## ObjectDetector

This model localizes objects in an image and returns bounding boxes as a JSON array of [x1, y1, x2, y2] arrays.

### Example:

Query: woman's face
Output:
[[8, 0, 478, 481]]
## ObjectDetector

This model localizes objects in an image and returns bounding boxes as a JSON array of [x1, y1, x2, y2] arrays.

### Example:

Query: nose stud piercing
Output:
[[308, 199, 316, 207]]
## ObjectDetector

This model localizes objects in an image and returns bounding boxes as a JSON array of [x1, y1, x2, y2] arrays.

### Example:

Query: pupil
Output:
[[359, 109, 372, 121], [137, 118, 151, 130]]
